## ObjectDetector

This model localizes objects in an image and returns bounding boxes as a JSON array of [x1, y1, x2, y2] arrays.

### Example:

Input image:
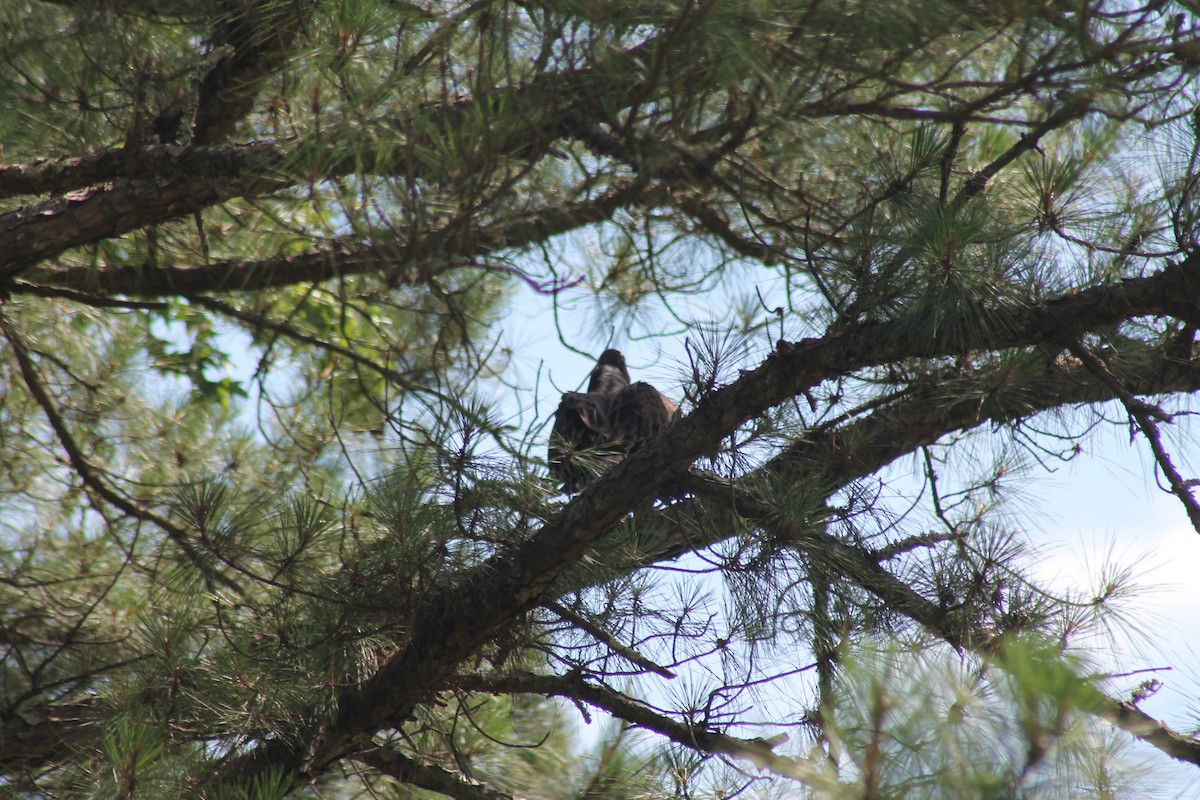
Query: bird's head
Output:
[[589, 349, 631, 391], [597, 349, 626, 369]]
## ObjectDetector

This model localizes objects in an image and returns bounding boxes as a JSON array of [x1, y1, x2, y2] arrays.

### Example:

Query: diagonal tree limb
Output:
[[543, 600, 676, 679], [952, 92, 1095, 207], [455, 671, 822, 782], [354, 748, 516, 800], [762, 348, 1200, 490], [610, 342, 1200, 579], [1101, 701, 1200, 766]]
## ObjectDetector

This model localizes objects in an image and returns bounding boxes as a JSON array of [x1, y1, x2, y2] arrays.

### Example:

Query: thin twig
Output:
[[544, 600, 676, 679], [953, 93, 1093, 208], [1066, 340, 1200, 534]]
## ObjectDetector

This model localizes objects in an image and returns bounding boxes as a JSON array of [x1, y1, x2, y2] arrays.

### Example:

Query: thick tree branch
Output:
[[188, 1, 315, 146], [0, 142, 291, 200], [609, 342, 1200, 577], [0, 30, 694, 279], [26, 237, 434, 297], [13, 180, 653, 297], [0, 176, 280, 281], [768, 346, 1200, 487]]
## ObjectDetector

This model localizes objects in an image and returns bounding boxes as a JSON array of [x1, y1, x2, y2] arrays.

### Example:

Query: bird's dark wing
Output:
[[548, 391, 624, 492], [606, 382, 677, 452]]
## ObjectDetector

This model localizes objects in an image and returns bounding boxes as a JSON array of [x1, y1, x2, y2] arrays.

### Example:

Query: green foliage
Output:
[[825, 638, 1138, 799]]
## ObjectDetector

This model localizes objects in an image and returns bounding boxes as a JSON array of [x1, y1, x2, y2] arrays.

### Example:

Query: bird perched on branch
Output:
[[549, 349, 680, 493]]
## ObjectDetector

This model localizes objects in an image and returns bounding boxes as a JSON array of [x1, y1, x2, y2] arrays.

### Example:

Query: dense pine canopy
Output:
[[4, 0, 1200, 797]]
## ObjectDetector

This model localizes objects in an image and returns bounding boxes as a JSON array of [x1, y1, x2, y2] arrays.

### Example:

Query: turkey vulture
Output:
[[548, 349, 679, 492]]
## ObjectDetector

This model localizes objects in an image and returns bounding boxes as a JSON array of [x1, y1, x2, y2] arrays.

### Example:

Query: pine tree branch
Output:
[[23, 234, 410, 297], [0, 29, 692, 280], [11, 180, 654, 297], [0, 143, 258, 199], [0, 176, 279, 281], [596, 340, 1200, 580], [543, 600, 676, 679], [2, 12, 1184, 292], [683, 471, 960, 638], [0, 269, 1195, 791], [187, 1, 316, 146], [1102, 700, 1200, 767], [354, 748, 515, 800], [765, 344, 1200, 489], [674, 194, 785, 265], [678, 473, 1200, 768], [954, 92, 1094, 207], [8, 282, 170, 310], [0, 698, 102, 774], [185, 293, 506, 435], [456, 671, 819, 781]]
